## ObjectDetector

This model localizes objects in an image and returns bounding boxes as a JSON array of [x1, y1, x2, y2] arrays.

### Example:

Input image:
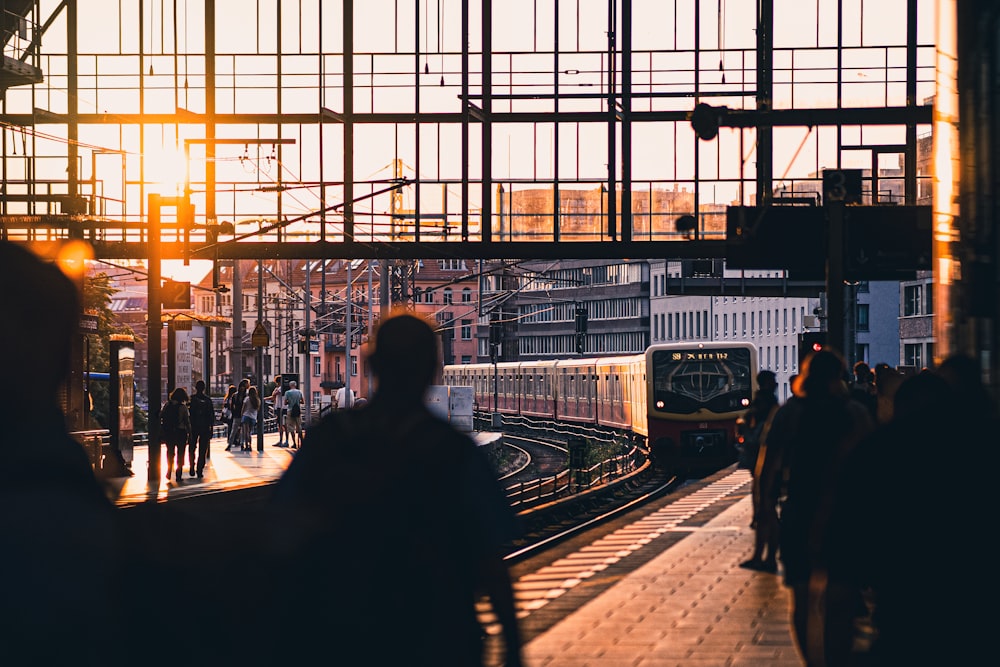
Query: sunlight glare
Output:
[[55, 239, 94, 281], [144, 144, 188, 195]]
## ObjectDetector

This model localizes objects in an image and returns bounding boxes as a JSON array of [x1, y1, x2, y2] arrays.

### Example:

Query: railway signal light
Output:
[[797, 332, 826, 365], [489, 315, 503, 363]]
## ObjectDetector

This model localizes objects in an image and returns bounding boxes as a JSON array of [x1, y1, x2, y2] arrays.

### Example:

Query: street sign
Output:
[[161, 279, 191, 309], [843, 206, 932, 280], [251, 321, 269, 347], [725, 206, 827, 279], [822, 168, 863, 204], [297, 339, 319, 354]]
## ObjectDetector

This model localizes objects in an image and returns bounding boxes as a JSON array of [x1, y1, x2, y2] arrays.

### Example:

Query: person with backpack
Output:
[[161, 386, 192, 483], [188, 380, 215, 478]]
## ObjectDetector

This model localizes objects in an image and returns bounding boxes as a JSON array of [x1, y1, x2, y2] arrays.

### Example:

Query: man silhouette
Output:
[[270, 312, 524, 666], [188, 379, 214, 477], [0, 241, 124, 664]]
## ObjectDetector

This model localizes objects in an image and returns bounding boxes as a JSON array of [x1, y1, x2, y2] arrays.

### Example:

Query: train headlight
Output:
[[655, 400, 665, 409], [740, 397, 750, 407]]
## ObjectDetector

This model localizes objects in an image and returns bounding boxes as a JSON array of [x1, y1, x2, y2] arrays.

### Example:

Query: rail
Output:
[[503, 443, 643, 508]]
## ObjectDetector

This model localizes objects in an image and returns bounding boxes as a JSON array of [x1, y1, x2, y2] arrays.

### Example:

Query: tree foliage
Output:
[[83, 273, 144, 430]]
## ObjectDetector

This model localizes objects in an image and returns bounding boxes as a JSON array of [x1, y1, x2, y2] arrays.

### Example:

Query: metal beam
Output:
[[69, 239, 727, 261]]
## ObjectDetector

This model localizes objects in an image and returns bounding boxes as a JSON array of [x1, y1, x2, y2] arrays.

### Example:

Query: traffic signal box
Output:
[[798, 332, 827, 366], [575, 307, 588, 355]]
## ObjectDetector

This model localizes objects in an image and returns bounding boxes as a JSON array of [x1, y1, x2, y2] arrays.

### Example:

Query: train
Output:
[[442, 341, 759, 476]]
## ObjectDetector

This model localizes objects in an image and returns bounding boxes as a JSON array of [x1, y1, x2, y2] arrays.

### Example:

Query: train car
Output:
[[443, 339, 755, 477], [645, 341, 757, 474], [553, 358, 598, 425], [516, 360, 558, 419]]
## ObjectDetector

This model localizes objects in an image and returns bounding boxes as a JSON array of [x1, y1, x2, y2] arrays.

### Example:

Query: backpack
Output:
[[160, 400, 182, 437], [189, 393, 215, 427]]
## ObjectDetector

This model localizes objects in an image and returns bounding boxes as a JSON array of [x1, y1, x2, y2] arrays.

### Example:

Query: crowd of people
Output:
[[739, 345, 996, 666]]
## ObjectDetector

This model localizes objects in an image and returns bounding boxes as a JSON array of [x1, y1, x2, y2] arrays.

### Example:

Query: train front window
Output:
[[651, 347, 753, 414]]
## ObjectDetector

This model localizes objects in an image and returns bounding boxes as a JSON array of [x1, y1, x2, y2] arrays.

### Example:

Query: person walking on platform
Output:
[[283, 380, 304, 449], [188, 380, 214, 477], [765, 347, 875, 667], [226, 379, 248, 451], [161, 386, 192, 483], [271, 375, 288, 447], [269, 311, 525, 667], [738, 370, 780, 573], [241, 386, 261, 452]]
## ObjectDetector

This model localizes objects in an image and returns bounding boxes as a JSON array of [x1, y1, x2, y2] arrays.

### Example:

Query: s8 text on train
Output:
[[442, 341, 758, 476]]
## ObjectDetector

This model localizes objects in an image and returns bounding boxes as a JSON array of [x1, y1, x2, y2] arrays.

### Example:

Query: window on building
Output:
[[461, 288, 472, 302], [351, 355, 358, 376], [313, 356, 321, 376], [904, 343, 923, 368], [443, 288, 453, 304], [856, 304, 870, 331], [904, 284, 923, 316], [461, 355, 472, 364], [461, 319, 472, 340], [856, 343, 869, 365]]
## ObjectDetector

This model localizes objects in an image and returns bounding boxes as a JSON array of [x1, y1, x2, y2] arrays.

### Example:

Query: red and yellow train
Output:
[[443, 341, 758, 475]]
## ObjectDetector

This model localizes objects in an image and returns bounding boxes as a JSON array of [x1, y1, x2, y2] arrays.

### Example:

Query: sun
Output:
[[143, 143, 188, 195]]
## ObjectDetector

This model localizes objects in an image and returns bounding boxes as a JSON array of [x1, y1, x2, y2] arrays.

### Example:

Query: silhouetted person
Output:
[[240, 385, 261, 451], [283, 380, 304, 448], [188, 379, 214, 477], [226, 379, 248, 450], [765, 347, 875, 667], [825, 370, 965, 666], [937, 352, 999, 427], [270, 312, 524, 666], [739, 369, 780, 573], [849, 360, 877, 419], [872, 362, 900, 424], [161, 386, 191, 482], [0, 241, 125, 665]]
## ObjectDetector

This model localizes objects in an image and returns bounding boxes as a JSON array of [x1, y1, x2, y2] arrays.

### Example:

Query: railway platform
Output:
[[103, 430, 293, 506], [512, 469, 806, 667]]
